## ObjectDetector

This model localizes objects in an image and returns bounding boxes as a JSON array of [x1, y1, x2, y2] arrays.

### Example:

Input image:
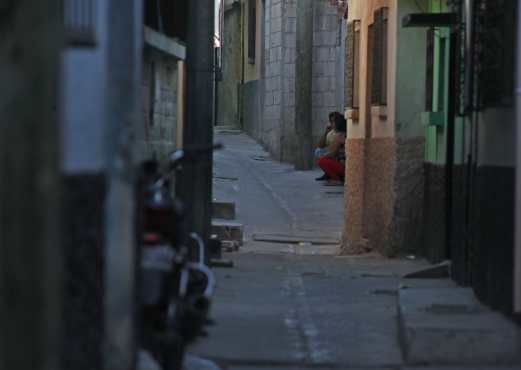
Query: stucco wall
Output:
[[346, 0, 396, 140], [342, 0, 425, 256]]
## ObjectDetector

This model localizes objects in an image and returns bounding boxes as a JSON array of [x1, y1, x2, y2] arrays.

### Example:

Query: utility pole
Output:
[[295, 0, 314, 170], [0, 1, 63, 370], [177, 0, 215, 260]]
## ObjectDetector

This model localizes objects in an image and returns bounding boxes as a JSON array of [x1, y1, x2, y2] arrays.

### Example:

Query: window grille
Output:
[[64, 0, 97, 47], [371, 7, 388, 106], [248, 0, 257, 64], [345, 21, 354, 108], [425, 28, 435, 111]]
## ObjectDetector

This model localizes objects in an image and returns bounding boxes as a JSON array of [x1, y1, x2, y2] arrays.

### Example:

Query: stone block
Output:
[[282, 77, 295, 93], [284, 33, 296, 47], [212, 201, 236, 220], [283, 63, 295, 78], [270, 17, 282, 33], [269, 46, 282, 62], [270, 31, 282, 47], [398, 287, 521, 366], [266, 76, 281, 92], [313, 76, 330, 92], [285, 3, 296, 17], [314, 31, 338, 46], [274, 92, 282, 105], [270, 4, 282, 19], [283, 48, 296, 63], [284, 17, 296, 33]]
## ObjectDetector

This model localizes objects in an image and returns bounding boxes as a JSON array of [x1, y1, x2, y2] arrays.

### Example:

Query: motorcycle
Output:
[[138, 146, 219, 370]]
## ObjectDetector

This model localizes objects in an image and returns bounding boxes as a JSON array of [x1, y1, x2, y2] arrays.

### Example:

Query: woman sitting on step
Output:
[[317, 114, 346, 186]]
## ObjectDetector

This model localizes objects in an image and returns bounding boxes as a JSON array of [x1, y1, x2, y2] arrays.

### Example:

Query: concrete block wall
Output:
[[262, 0, 284, 158], [312, 1, 342, 142], [259, 0, 343, 163], [140, 53, 178, 161], [280, 0, 296, 162]]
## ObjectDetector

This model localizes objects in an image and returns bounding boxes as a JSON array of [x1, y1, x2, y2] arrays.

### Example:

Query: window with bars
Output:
[[425, 28, 448, 113], [345, 20, 361, 109], [248, 0, 257, 64], [371, 7, 388, 106], [425, 28, 435, 111], [64, 0, 97, 47]]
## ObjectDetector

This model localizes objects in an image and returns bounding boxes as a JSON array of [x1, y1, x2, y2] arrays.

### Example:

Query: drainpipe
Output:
[[514, 0, 521, 314]]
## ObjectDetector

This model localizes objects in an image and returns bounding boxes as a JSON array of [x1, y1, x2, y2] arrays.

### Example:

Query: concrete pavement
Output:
[[185, 130, 521, 370]]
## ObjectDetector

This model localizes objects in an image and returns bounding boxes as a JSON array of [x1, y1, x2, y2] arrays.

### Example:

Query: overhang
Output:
[[144, 26, 186, 60]]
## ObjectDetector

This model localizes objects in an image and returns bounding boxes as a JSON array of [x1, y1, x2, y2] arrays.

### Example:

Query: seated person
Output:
[[317, 114, 346, 185], [315, 111, 343, 181]]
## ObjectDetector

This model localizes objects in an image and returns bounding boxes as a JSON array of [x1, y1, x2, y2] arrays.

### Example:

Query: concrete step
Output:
[[398, 285, 521, 366], [212, 200, 236, 220], [211, 219, 243, 245]]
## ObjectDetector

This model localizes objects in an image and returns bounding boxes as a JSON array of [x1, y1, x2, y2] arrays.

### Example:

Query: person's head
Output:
[[334, 114, 347, 133], [328, 112, 338, 124]]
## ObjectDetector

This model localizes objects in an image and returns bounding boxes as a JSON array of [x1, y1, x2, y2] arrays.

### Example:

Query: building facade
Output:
[[343, 0, 520, 319], [218, 0, 346, 164], [138, 0, 187, 161], [342, 0, 427, 256]]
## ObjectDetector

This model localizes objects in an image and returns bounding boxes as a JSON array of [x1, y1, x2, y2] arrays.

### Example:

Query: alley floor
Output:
[[186, 129, 430, 370], [186, 130, 520, 370]]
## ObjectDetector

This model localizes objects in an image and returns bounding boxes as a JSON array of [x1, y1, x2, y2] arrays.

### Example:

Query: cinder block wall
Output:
[[262, 0, 284, 158], [140, 51, 178, 161], [260, 0, 344, 163]]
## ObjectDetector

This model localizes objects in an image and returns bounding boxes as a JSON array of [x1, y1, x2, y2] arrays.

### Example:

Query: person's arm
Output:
[[324, 133, 345, 158], [317, 124, 332, 148]]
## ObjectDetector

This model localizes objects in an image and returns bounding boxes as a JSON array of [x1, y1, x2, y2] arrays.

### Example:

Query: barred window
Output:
[[371, 7, 388, 106], [425, 28, 435, 111], [248, 0, 257, 64], [346, 20, 361, 109]]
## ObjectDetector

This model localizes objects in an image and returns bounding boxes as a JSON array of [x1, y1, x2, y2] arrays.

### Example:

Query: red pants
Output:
[[318, 156, 345, 181]]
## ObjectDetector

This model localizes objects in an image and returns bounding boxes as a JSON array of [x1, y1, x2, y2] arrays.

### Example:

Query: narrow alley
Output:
[[187, 130, 430, 370], [4, 2, 521, 370]]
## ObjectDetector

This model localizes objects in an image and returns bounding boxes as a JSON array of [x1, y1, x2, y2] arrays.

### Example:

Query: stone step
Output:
[[398, 285, 521, 366], [211, 219, 243, 245], [212, 200, 236, 220]]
